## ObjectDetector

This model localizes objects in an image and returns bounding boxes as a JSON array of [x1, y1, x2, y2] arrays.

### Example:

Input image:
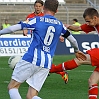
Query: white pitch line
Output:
[[0, 67, 10, 69], [4, 81, 9, 84], [0, 67, 93, 73]]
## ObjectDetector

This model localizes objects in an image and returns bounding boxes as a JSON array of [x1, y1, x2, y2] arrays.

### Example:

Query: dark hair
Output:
[[73, 19, 78, 22], [83, 7, 99, 18], [34, 0, 44, 6], [44, 0, 59, 13]]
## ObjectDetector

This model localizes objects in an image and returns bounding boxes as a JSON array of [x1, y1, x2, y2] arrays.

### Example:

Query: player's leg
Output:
[[50, 55, 91, 73], [26, 66, 49, 99], [50, 59, 78, 73], [50, 48, 99, 73], [50, 54, 91, 83], [26, 86, 38, 99], [88, 71, 99, 99], [8, 60, 35, 99], [27, 86, 42, 99], [8, 80, 22, 99], [86, 48, 99, 99]]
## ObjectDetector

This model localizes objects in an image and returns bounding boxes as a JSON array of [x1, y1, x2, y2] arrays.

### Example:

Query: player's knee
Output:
[[88, 77, 91, 84], [7, 81, 20, 90], [7, 83, 14, 90]]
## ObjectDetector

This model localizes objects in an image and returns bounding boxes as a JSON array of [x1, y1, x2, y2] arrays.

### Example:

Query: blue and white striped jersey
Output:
[[20, 15, 68, 69]]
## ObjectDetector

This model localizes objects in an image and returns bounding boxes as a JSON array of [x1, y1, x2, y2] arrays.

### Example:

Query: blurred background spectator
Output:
[[1, 19, 11, 30], [71, 19, 81, 34], [1, 19, 11, 35]]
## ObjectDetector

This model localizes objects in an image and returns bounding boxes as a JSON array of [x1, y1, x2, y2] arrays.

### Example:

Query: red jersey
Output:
[[26, 12, 44, 19], [81, 24, 99, 71], [81, 24, 99, 33]]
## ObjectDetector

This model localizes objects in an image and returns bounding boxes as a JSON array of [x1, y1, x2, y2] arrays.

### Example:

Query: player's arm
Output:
[[0, 19, 35, 35], [23, 19, 30, 36], [62, 30, 79, 53], [62, 30, 86, 60], [23, 18, 36, 36], [59, 24, 82, 43], [65, 24, 82, 31], [0, 24, 21, 35]]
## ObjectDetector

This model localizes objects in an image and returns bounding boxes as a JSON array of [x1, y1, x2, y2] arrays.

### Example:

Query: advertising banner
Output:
[[0, 34, 99, 56], [0, 35, 31, 56], [55, 34, 99, 55]]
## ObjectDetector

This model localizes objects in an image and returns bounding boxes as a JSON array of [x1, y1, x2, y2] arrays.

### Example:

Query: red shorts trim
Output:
[[86, 48, 99, 71]]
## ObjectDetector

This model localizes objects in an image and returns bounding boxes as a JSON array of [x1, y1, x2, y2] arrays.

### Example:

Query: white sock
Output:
[[9, 88, 22, 99], [32, 96, 42, 99]]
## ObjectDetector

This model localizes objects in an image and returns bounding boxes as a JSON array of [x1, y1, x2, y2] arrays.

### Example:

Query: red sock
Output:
[[50, 64, 63, 73], [50, 59, 78, 73], [63, 59, 78, 70], [89, 84, 98, 99]]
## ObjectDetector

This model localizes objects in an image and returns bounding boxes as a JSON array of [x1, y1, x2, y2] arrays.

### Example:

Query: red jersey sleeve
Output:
[[80, 24, 95, 33], [26, 13, 35, 20]]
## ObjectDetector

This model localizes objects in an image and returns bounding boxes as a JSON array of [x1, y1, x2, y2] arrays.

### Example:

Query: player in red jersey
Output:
[[50, 8, 99, 99], [24, 0, 44, 35], [26, 0, 44, 20]]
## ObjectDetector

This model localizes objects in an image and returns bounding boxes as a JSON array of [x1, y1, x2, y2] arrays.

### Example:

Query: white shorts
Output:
[[12, 59, 49, 92]]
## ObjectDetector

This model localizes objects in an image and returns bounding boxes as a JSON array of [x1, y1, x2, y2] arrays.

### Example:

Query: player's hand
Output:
[[59, 36, 64, 42], [75, 51, 86, 61], [23, 29, 28, 36], [23, 19, 29, 23]]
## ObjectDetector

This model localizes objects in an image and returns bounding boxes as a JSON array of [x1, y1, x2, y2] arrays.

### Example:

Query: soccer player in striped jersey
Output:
[[25, 0, 69, 82], [0, 0, 85, 98], [50, 7, 99, 99]]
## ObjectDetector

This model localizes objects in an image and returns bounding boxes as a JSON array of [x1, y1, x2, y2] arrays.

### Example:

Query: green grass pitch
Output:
[[0, 55, 95, 99]]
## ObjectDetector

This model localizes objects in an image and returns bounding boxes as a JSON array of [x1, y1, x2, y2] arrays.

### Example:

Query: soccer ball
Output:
[[8, 55, 22, 69]]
